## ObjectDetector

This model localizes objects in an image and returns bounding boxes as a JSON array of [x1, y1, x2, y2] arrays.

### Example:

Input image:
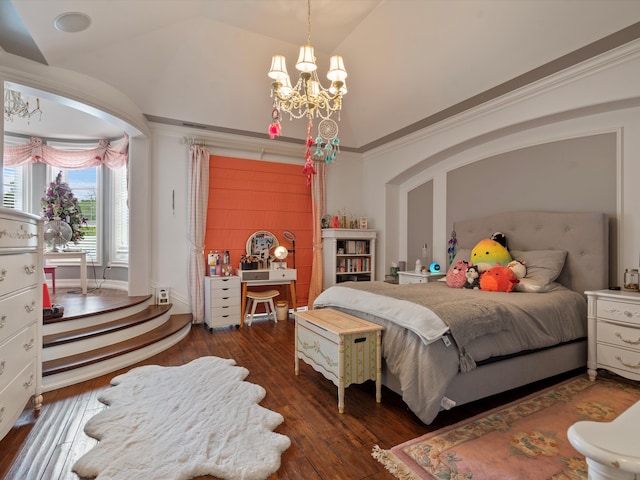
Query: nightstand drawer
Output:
[[597, 320, 640, 351], [597, 299, 640, 324], [596, 343, 640, 377]]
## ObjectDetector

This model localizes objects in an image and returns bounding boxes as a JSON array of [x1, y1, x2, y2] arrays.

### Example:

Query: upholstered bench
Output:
[[568, 399, 640, 480]]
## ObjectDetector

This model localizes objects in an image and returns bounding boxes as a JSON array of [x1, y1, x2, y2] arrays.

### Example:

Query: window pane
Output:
[[112, 166, 129, 264], [2, 166, 24, 210], [46, 167, 99, 260]]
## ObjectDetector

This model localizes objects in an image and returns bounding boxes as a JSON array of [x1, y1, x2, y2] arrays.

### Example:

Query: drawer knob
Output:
[[24, 264, 36, 274], [24, 338, 35, 351], [24, 301, 36, 313], [0, 314, 5, 328], [23, 374, 34, 389], [0, 360, 5, 375], [0, 406, 5, 423], [615, 332, 640, 345], [615, 355, 640, 370], [0, 269, 6, 281]]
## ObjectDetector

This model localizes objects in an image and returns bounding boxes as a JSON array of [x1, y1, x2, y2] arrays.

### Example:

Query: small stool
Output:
[[245, 290, 280, 326], [44, 266, 57, 293]]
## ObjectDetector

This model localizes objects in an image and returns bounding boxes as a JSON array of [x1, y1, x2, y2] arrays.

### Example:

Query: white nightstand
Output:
[[398, 271, 445, 285], [585, 289, 640, 382]]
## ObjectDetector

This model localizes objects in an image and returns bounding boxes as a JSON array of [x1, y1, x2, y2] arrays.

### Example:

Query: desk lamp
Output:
[[283, 230, 296, 268]]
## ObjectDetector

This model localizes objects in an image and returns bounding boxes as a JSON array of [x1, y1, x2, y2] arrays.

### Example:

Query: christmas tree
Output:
[[41, 171, 87, 244]]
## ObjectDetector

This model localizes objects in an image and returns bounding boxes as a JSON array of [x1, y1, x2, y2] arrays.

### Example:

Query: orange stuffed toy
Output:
[[479, 265, 520, 292]]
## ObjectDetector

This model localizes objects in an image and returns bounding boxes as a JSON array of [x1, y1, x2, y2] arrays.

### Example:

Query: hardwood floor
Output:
[[0, 313, 581, 480]]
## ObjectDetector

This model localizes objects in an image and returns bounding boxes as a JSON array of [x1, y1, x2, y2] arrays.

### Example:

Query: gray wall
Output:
[[442, 133, 618, 280], [407, 180, 434, 269]]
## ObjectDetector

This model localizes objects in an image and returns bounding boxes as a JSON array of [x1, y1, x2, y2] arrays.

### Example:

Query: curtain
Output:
[[3, 134, 129, 169], [187, 145, 210, 323], [307, 160, 327, 309]]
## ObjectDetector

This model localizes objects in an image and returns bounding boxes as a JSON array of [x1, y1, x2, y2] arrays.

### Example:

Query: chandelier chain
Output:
[[306, 0, 312, 46]]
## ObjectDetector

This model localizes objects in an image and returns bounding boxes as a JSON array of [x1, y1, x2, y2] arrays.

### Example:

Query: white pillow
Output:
[[510, 249, 568, 293]]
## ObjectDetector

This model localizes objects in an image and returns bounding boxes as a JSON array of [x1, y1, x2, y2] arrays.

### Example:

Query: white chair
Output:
[[245, 290, 280, 326], [568, 399, 640, 480]]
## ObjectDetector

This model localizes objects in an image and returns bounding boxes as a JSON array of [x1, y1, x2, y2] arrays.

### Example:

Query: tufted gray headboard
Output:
[[454, 211, 609, 295]]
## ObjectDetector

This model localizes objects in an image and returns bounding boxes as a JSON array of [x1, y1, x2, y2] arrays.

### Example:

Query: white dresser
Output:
[[204, 276, 241, 330], [585, 289, 640, 382], [0, 208, 43, 441]]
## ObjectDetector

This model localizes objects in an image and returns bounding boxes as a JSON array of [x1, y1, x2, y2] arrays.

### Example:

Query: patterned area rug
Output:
[[73, 356, 291, 480], [373, 374, 640, 480]]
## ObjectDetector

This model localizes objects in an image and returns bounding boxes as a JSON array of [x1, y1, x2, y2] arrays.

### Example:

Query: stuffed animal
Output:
[[471, 238, 512, 272], [507, 259, 527, 279], [446, 259, 468, 288], [463, 264, 481, 289], [490, 232, 508, 249], [479, 265, 520, 292]]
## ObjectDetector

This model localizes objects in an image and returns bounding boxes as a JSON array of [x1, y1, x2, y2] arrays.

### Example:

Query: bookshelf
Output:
[[321, 229, 377, 289]]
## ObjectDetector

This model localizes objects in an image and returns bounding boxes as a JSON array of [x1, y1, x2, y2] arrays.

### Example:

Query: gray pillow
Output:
[[510, 249, 568, 293]]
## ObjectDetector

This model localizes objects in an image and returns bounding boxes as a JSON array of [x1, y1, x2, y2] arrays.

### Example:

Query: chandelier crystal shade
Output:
[[4, 88, 42, 123], [267, 0, 348, 181]]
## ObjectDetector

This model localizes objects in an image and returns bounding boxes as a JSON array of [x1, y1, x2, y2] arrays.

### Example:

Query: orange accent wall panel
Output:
[[205, 156, 312, 307]]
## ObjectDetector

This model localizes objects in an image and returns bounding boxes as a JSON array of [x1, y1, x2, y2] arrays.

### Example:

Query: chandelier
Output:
[[268, 0, 347, 181], [4, 88, 42, 123]]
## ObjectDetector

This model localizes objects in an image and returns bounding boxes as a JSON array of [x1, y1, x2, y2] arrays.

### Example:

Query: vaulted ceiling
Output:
[[2, 0, 640, 150]]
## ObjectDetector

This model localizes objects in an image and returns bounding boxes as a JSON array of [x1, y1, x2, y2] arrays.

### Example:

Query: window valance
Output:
[[3, 133, 129, 170]]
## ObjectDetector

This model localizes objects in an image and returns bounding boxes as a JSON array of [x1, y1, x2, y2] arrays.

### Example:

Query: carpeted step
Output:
[[42, 314, 192, 377], [43, 304, 173, 348]]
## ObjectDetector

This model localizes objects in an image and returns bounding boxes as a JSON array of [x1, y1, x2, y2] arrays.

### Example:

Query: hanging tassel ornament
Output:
[[447, 227, 458, 266], [268, 102, 282, 139], [301, 120, 316, 184]]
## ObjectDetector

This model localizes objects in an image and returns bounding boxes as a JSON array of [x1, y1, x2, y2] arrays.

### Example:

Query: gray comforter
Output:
[[313, 281, 587, 424]]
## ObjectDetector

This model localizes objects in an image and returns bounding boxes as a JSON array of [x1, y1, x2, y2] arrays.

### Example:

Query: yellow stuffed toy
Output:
[[471, 237, 512, 272]]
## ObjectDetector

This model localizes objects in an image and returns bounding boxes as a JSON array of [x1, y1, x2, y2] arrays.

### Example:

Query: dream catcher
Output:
[[447, 226, 458, 266], [313, 119, 340, 163]]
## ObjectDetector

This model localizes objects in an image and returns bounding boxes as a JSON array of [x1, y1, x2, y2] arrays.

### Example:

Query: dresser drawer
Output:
[[597, 320, 640, 351], [209, 287, 240, 301], [209, 276, 240, 290], [597, 299, 640, 325], [0, 288, 39, 343], [596, 343, 640, 377], [0, 360, 37, 441], [0, 216, 38, 250], [210, 305, 241, 318], [0, 253, 39, 297], [0, 324, 38, 391]]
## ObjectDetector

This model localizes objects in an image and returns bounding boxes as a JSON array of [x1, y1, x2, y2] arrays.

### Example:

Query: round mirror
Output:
[[246, 231, 279, 259]]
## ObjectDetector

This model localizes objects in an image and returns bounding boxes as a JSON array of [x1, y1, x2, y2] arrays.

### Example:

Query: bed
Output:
[[313, 211, 609, 424]]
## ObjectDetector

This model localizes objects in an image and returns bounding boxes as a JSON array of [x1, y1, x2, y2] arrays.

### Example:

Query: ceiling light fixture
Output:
[[4, 88, 42, 123], [54, 12, 92, 33], [268, 0, 347, 181]]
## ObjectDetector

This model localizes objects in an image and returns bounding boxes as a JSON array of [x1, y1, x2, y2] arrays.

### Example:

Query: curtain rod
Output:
[[4, 131, 126, 144], [182, 136, 267, 159]]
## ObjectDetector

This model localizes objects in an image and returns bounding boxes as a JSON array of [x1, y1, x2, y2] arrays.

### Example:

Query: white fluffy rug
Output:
[[72, 356, 291, 480]]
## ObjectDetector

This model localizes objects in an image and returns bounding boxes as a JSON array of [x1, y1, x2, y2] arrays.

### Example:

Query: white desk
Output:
[[239, 268, 297, 327], [43, 251, 87, 295]]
